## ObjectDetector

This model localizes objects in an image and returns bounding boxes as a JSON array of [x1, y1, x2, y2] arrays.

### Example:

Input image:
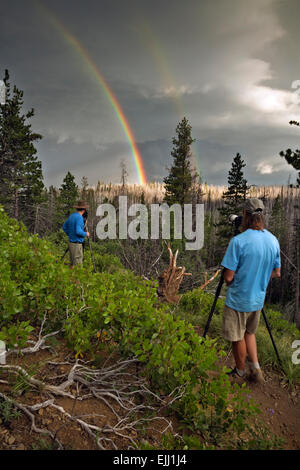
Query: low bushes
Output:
[[0, 207, 284, 447]]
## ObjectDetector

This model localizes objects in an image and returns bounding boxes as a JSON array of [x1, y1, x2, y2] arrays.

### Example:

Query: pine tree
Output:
[[0, 70, 44, 225], [218, 153, 250, 240], [57, 171, 79, 221], [267, 196, 287, 304], [120, 159, 128, 195], [81, 176, 89, 200], [46, 185, 59, 232], [293, 212, 300, 326], [279, 148, 300, 187], [80, 176, 98, 241], [279, 121, 300, 187], [269, 195, 286, 239], [164, 117, 195, 206]]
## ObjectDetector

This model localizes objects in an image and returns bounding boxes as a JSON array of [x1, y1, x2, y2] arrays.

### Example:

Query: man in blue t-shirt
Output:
[[221, 198, 281, 383], [62, 200, 90, 267]]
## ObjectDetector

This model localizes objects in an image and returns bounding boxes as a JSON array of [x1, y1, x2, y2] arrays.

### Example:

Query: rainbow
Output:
[[35, 1, 147, 185], [138, 21, 201, 179], [138, 22, 182, 116]]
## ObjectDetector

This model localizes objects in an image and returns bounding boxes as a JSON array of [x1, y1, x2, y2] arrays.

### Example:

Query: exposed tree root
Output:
[[0, 355, 184, 450], [0, 392, 63, 449]]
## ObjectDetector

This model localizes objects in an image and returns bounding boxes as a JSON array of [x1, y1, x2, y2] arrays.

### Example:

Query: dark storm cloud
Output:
[[37, 136, 143, 186], [0, 0, 299, 187]]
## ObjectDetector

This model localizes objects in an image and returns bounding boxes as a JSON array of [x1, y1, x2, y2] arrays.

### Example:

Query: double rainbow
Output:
[[35, 1, 147, 185]]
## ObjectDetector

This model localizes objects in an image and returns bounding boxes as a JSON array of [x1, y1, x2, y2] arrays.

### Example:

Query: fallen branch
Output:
[[199, 269, 221, 290], [7, 313, 61, 356], [0, 392, 63, 449]]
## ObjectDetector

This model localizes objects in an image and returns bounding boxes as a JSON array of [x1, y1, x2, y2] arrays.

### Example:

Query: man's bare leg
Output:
[[245, 332, 264, 382], [232, 338, 246, 371], [244, 332, 258, 363]]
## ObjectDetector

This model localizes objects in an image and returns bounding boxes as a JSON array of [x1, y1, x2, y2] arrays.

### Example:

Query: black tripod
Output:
[[202, 267, 282, 367]]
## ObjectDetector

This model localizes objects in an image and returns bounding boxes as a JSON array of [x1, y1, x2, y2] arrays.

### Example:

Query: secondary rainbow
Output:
[[138, 21, 201, 178], [35, 1, 147, 185]]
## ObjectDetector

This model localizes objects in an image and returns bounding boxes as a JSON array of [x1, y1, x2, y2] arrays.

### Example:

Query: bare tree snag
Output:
[[157, 245, 191, 303], [199, 269, 221, 290]]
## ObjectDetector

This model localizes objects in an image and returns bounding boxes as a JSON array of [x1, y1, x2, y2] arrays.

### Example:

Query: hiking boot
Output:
[[249, 368, 265, 384], [226, 367, 246, 385]]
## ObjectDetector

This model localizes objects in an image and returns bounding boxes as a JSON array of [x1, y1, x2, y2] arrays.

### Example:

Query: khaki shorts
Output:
[[222, 305, 261, 342], [68, 242, 83, 266]]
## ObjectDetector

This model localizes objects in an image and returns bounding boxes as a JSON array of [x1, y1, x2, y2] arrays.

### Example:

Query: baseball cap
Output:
[[244, 198, 265, 214]]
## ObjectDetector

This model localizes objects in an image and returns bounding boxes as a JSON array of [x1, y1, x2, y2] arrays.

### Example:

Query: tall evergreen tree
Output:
[[57, 171, 79, 220], [266, 195, 287, 304], [81, 176, 89, 201], [164, 117, 195, 206], [279, 148, 300, 187], [218, 153, 250, 240], [279, 121, 300, 187], [120, 159, 128, 195], [0, 70, 44, 225], [269, 195, 287, 239], [279, 118, 300, 321], [45, 185, 59, 233]]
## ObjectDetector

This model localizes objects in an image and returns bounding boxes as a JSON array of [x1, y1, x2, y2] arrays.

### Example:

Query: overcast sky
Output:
[[1, 0, 300, 187]]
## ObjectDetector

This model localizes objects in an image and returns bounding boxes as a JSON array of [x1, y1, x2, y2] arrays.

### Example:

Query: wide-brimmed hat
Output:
[[74, 200, 89, 210], [244, 198, 264, 214]]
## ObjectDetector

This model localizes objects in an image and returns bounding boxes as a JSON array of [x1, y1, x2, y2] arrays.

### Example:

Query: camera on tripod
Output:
[[228, 214, 243, 236], [83, 210, 88, 223]]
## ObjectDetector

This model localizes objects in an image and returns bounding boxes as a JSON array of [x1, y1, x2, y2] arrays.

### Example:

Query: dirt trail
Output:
[[244, 370, 299, 449], [221, 351, 300, 449]]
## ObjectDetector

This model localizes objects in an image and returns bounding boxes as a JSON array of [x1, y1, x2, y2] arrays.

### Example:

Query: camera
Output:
[[229, 214, 243, 236], [82, 210, 88, 222]]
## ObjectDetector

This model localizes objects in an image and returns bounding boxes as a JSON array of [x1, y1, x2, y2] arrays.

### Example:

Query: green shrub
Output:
[[93, 252, 124, 274], [0, 207, 285, 448]]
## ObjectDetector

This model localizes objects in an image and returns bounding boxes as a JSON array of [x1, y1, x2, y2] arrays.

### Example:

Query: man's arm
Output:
[[223, 268, 235, 286], [271, 242, 281, 279], [221, 237, 239, 286], [75, 216, 88, 239], [270, 267, 281, 279]]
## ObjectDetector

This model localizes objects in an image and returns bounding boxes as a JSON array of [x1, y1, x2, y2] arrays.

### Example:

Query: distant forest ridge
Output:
[[82, 182, 299, 205]]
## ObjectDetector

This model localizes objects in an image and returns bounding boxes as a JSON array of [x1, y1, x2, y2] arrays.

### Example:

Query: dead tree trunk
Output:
[[157, 245, 191, 303]]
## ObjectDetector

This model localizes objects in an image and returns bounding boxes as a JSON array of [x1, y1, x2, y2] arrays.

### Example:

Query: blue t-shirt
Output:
[[62, 212, 87, 243], [221, 229, 281, 312]]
